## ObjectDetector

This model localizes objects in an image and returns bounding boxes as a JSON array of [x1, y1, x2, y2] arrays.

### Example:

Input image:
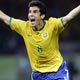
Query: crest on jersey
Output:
[[42, 32, 48, 38]]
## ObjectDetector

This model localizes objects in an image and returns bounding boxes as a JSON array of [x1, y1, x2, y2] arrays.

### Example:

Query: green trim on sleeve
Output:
[[9, 17, 12, 24], [61, 17, 63, 24]]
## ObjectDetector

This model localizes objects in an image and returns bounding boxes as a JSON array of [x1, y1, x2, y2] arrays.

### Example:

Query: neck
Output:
[[33, 20, 44, 31]]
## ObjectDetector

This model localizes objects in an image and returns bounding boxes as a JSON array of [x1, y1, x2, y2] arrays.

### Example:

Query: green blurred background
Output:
[[0, 0, 80, 80]]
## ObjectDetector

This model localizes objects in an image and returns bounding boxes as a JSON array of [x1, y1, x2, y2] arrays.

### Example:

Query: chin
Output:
[[31, 24, 35, 27], [30, 22, 35, 26], [31, 23, 36, 26]]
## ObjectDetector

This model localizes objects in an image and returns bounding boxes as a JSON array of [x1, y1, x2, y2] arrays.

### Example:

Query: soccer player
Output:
[[0, 0, 80, 80]]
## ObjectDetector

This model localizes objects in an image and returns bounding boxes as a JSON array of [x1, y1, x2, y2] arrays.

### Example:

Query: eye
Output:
[[33, 10, 40, 13]]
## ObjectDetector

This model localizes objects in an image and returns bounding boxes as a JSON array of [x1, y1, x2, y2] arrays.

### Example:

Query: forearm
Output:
[[67, 5, 80, 19], [0, 10, 10, 25], [63, 5, 80, 25]]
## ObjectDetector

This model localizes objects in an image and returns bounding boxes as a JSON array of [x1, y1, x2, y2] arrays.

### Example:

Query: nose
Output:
[[29, 12, 34, 17]]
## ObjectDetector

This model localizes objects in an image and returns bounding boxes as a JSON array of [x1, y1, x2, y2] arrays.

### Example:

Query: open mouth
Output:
[[30, 19, 35, 22], [30, 19, 36, 26]]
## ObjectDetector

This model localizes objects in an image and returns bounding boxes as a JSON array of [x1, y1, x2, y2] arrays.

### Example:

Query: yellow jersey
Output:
[[10, 17, 64, 73]]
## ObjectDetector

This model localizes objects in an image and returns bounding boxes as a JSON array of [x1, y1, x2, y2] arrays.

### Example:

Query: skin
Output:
[[0, 5, 80, 29], [28, 6, 45, 31]]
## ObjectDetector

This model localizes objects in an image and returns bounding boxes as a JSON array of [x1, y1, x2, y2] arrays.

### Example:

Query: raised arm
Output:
[[0, 10, 10, 25], [62, 5, 80, 26]]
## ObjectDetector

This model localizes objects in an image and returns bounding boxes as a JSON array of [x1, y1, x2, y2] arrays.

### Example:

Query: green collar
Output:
[[32, 21, 46, 31]]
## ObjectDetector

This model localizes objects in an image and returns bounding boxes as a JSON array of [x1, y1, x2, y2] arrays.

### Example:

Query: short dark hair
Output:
[[28, 0, 46, 15]]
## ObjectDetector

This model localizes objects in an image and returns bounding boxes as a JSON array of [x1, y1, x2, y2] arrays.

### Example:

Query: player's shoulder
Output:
[[47, 17, 62, 25], [48, 17, 61, 22], [11, 18, 26, 23]]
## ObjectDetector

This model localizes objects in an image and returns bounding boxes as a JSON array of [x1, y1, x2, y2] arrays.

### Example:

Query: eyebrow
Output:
[[29, 9, 40, 13]]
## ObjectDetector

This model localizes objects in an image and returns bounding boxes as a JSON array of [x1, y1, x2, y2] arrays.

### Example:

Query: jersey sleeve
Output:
[[57, 17, 64, 33], [49, 17, 64, 34], [9, 17, 26, 35]]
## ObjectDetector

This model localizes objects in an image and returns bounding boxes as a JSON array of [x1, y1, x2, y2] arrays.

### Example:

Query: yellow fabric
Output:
[[10, 17, 64, 73]]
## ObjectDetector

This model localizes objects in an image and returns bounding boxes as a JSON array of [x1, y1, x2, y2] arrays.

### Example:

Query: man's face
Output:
[[28, 6, 43, 27]]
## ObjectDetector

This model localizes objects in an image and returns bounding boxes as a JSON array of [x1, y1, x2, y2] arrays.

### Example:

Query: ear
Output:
[[41, 14, 45, 19]]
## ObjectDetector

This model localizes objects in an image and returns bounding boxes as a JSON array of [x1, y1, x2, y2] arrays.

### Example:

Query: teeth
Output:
[[30, 19, 35, 22]]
